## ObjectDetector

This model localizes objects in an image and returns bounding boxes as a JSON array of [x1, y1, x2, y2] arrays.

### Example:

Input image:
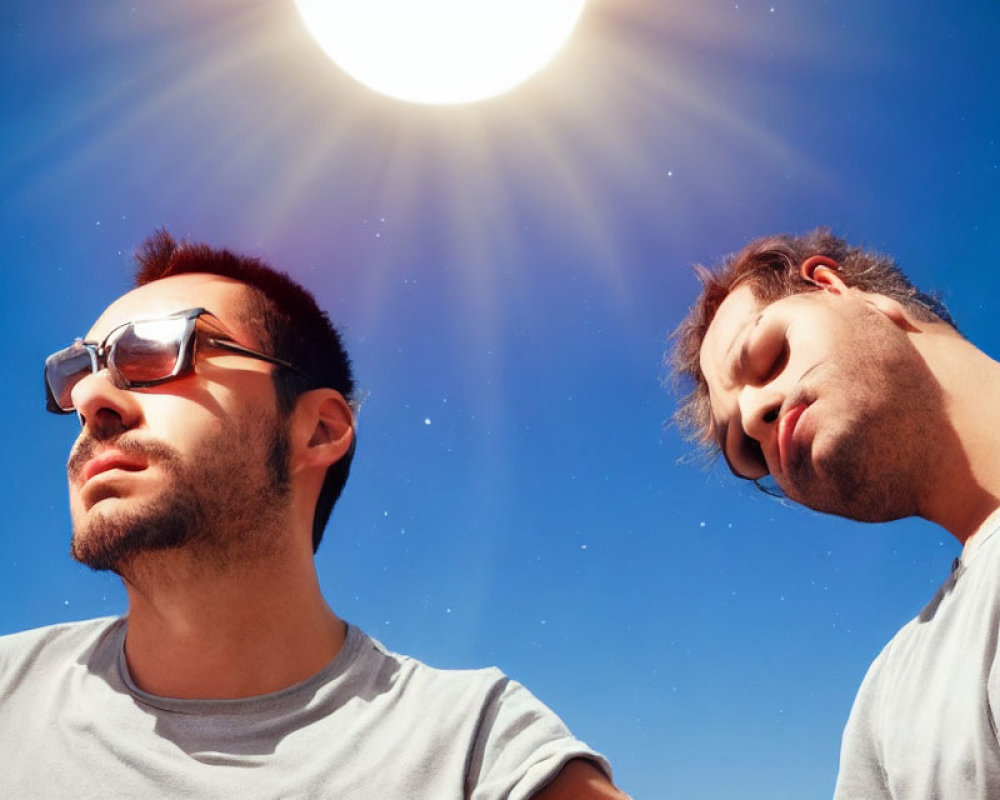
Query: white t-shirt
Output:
[[835, 508, 1000, 798], [0, 617, 609, 799]]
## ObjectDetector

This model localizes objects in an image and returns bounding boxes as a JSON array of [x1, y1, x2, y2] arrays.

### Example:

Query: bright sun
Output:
[[294, 0, 588, 105]]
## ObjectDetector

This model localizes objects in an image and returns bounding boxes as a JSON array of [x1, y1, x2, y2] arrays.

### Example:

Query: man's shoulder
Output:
[[345, 625, 557, 726], [0, 616, 122, 665], [349, 625, 508, 696], [850, 529, 1000, 699], [345, 626, 610, 791]]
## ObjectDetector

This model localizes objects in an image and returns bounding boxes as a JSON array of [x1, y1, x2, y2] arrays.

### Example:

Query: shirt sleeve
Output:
[[466, 677, 612, 800], [834, 650, 891, 800]]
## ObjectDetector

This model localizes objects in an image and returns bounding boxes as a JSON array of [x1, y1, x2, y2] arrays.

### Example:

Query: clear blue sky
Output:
[[3, 2, 1000, 797]]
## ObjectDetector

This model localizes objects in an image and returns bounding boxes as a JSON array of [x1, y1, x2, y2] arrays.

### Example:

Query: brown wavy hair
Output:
[[668, 227, 954, 453]]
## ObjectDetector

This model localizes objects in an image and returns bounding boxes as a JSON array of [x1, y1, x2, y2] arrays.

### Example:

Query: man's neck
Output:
[[917, 335, 1000, 543], [119, 545, 345, 700]]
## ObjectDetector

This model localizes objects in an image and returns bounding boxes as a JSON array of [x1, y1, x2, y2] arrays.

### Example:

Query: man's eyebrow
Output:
[[720, 312, 761, 385], [721, 328, 742, 365]]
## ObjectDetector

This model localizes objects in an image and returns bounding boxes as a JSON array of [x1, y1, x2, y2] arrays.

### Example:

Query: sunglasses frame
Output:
[[44, 307, 308, 414]]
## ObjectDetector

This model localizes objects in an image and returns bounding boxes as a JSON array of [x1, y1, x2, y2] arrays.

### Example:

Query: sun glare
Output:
[[294, 0, 588, 105]]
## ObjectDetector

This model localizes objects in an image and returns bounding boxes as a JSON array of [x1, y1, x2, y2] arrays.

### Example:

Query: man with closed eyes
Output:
[[671, 228, 1000, 798]]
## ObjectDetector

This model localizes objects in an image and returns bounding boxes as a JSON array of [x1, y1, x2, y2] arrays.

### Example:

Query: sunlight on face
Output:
[[294, 0, 587, 105]]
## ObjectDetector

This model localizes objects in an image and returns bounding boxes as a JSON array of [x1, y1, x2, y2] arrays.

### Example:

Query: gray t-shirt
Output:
[[835, 509, 1000, 799], [0, 617, 609, 799]]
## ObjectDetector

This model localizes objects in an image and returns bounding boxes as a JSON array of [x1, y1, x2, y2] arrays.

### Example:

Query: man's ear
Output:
[[800, 254, 920, 332], [291, 389, 355, 472], [799, 255, 848, 292], [800, 255, 920, 332]]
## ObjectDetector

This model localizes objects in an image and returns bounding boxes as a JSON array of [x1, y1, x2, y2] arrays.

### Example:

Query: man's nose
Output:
[[70, 369, 143, 439], [738, 385, 782, 448]]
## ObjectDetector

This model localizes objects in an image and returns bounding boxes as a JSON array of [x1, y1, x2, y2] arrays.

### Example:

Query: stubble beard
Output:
[[801, 395, 931, 523], [69, 412, 291, 579], [786, 324, 941, 523]]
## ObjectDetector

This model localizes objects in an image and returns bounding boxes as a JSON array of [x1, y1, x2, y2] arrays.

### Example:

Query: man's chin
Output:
[[70, 534, 127, 573], [70, 503, 195, 573], [71, 533, 187, 575], [789, 472, 914, 523]]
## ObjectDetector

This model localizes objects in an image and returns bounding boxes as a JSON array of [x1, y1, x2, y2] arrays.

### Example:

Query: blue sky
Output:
[[3, 2, 1000, 797]]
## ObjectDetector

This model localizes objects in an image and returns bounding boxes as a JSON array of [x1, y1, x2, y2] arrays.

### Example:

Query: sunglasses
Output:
[[44, 307, 308, 414]]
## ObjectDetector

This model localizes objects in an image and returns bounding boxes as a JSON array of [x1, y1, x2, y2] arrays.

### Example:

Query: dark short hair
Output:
[[669, 227, 955, 453], [134, 228, 356, 552]]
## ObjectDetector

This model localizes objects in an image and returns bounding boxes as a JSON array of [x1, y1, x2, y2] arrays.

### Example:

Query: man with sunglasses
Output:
[[670, 228, 1000, 798], [2, 230, 625, 799]]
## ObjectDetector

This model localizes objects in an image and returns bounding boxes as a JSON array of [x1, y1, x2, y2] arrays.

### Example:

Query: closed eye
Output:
[[745, 323, 789, 385], [762, 341, 789, 383]]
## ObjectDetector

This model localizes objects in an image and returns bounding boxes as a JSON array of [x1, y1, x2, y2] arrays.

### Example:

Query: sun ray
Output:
[[8, 0, 842, 356]]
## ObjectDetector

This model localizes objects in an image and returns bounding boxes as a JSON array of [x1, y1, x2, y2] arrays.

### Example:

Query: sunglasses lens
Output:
[[45, 344, 95, 412], [111, 318, 186, 384]]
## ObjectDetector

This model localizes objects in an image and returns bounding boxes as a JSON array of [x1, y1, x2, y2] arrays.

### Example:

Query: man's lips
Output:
[[777, 403, 809, 476], [80, 451, 147, 484]]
